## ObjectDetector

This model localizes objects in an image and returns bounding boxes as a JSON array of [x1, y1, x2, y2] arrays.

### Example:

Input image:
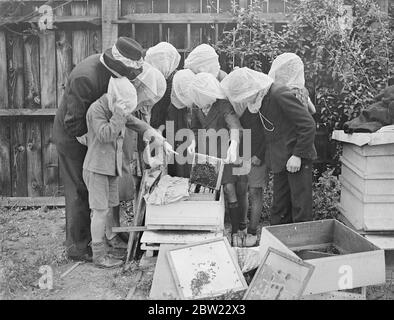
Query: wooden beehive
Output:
[[259, 220, 386, 296], [332, 130, 394, 231]]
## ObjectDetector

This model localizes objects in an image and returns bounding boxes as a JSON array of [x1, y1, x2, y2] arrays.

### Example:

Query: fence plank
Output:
[[0, 120, 11, 196], [42, 121, 60, 197], [26, 121, 43, 197], [71, 1, 89, 66], [56, 0, 72, 107], [0, 31, 8, 109], [7, 33, 24, 109], [40, 31, 57, 109], [24, 35, 41, 108], [11, 120, 27, 196], [102, 0, 119, 51], [88, 0, 102, 54]]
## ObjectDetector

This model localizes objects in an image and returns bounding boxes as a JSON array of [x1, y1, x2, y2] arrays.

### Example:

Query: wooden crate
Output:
[[259, 220, 386, 295], [339, 175, 394, 231], [341, 144, 394, 178], [145, 189, 225, 231]]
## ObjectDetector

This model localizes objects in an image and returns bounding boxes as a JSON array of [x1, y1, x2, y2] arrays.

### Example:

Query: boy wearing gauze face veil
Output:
[[222, 67, 316, 228], [187, 73, 248, 247]]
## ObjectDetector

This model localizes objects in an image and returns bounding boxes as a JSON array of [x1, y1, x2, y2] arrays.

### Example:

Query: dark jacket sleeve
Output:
[[63, 76, 94, 138], [274, 88, 316, 159], [150, 77, 172, 129]]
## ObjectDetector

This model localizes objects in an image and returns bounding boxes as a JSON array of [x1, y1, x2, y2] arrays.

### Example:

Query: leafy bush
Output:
[[215, 0, 393, 131], [312, 168, 341, 220]]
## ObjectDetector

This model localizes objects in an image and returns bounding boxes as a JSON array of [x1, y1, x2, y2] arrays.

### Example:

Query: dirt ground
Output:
[[1, 205, 394, 300]]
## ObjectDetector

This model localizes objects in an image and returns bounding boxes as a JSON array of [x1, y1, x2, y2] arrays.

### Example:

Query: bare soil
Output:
[[1, 206, 393, 300]]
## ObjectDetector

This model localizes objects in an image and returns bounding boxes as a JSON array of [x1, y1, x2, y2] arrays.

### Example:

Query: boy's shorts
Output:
[[248, 163, 268, 188], [83, 169, 119, 210]]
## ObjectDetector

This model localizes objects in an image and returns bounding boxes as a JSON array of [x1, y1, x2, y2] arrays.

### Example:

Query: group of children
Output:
[[80, 40, 317, 268]]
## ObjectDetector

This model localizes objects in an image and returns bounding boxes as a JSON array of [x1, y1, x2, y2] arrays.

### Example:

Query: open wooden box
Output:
[[145, 153, 225, 231], [259, 220, 386, 295]]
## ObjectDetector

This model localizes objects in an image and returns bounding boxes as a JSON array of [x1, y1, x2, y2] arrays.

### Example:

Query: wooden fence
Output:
[[0, 0, 390, 203]]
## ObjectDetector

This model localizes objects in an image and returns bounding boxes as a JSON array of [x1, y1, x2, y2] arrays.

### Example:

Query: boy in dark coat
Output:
[[188, 73, 248, 247], [222, 67, 316, 226]]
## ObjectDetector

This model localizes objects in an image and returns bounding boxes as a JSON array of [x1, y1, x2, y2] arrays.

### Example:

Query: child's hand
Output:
[[251, 156, 262, 167], [286, 155, 301, 173], [187, 140, 196, 155], [113, 103, 127, 117], [225, 140, 238, 164]]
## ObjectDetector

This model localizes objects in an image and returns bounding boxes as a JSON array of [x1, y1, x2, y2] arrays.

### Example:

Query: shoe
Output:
[[244, 234, 258, 247], [67, 252, 93, 263], [232, 233, 243, 247], [93, 254, 123, 269], [66, 246, 93, 262], [107, 246, 126, 260], [107, 235, 128, 250]]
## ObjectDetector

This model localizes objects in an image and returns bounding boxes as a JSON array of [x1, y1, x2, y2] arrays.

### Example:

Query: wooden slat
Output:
[[42, 121, 60, 197], [0, 30, 8, 109], [0, 196, 65, 207], [23, 35, 41, 108], [56, 31, 72, 107], [102, 0, 119, 51], [10, 120, 27, 196], [88, 0, 102, 55], [7, 33, 24, 109], [0, 108, 57, 116], [26, 121, 43, 197], [71, 2, 89, 66], [40, 31, 57, 109], [56, 0, 72, 107], [0, 120, 11, 196], [117, 13, 290, 23]]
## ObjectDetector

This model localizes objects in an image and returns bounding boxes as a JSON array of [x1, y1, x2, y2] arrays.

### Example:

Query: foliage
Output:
[[215, 0, 287, 73], [312, 168, 341, 220], [215, 0, 394, 132]]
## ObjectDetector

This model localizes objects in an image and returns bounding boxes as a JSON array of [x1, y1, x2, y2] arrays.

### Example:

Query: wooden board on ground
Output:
[[167, 237, 247, 300], [244, 247, 314, 300], [301, 290, 366, 300], [149, 244, 182, 300], [140, 230, 223, 245]]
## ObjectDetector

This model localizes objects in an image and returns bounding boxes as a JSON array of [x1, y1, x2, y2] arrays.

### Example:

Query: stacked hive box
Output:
[[333, 131, 394, 232]]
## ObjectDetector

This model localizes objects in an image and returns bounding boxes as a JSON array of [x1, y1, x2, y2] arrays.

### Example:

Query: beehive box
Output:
[[339, 175, 394, 231], [145, 188, 225, 231], [341, 143, 394, 178], [341, 158, 394, 196], [259, 220, 386, 295]]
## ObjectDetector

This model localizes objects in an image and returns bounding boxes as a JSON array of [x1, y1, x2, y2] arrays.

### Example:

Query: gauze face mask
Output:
[[171, 69, 196, 109], [145, 42, 181, 79], [189, 72, 226, 113], [107, 76, 138, 116], [184, 44, 221, 78], [221, 67, 273, 116], [268, 53, 305, 89]]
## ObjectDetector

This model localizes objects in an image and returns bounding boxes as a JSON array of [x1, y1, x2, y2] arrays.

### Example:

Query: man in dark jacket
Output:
[[260, 84, 317, 225], [53, 37, 167, 261]]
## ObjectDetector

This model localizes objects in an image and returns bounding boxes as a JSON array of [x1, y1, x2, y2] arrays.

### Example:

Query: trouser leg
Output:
[[248, 187, 263, 235], [271, 171, 292, 225], [236, 180, 249, 231], [59, 150, 91, 256], [224, 183, 239, 234], [288, 161, 313, 222], [105, 206, 120, 241]]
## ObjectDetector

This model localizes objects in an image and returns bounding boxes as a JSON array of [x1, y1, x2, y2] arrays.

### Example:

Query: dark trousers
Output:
[[59, 148, 91, 256], [270, 161, 313, 225]]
